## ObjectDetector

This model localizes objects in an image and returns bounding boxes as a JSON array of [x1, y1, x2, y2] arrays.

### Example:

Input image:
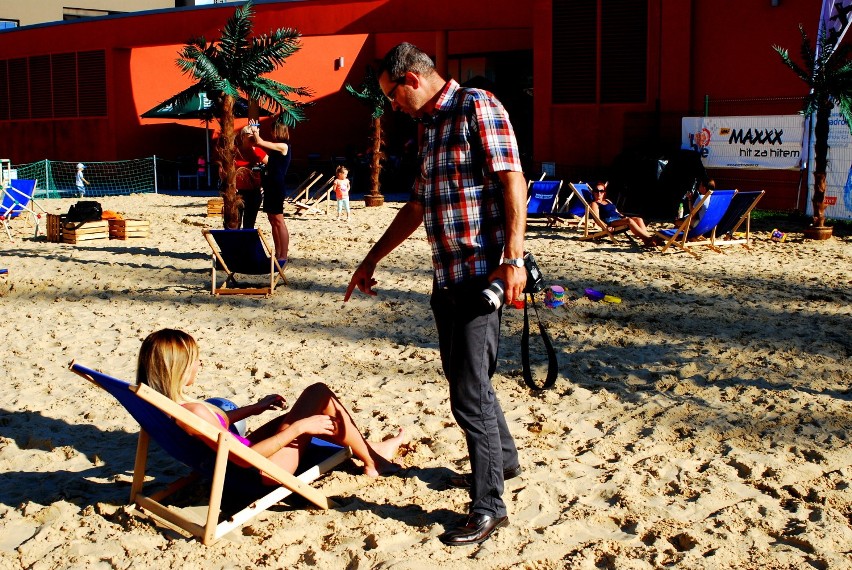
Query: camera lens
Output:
[[481, 279, 505, 311]]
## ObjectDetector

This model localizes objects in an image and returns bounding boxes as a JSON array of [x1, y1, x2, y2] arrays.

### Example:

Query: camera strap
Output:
[[521, 293, 558, 390]]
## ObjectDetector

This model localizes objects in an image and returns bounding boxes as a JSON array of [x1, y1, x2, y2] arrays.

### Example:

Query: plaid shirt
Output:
[[411, 80, 523, 288]]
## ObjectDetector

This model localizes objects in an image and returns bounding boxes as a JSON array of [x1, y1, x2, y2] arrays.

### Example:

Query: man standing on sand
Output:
[[344, 42, 527, 546]]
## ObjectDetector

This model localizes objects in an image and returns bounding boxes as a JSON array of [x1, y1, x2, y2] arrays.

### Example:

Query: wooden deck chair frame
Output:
[[202, 228, 287, 296], [293, 176, 334, 215], [70, 362, 352, 545], [654, 189, 738, 258], [285, 171, 323, 204], [709, 190, 765, 250], [567, 182, 632, 244]]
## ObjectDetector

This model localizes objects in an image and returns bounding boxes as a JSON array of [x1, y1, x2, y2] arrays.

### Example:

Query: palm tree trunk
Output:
[[812, 100, 830, 228], [364, 116, 384, 207], [216, 94, 241, 229]]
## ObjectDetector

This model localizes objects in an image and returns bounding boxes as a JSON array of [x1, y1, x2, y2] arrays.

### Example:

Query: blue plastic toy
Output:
[[205, 397, 247, 437]]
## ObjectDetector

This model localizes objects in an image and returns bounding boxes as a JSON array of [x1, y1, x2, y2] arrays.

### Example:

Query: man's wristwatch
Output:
[[502, 257, 525, 268]]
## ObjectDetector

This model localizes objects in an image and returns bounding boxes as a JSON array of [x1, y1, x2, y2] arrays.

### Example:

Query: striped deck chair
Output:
[[70, 362, 352, 545]]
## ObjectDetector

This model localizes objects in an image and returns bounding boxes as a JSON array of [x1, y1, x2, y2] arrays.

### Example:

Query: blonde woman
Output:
[[137, 329, 404, 477]]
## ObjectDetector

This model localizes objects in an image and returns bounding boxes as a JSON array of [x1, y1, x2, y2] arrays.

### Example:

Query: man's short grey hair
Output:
[[379, 42, 435, 80]]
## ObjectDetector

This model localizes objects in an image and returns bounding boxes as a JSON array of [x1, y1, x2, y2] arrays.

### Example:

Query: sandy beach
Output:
[[0, 192, 850, 569]]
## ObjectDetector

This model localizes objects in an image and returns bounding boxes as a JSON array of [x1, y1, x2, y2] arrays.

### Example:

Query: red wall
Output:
[[532, 0, 817, 209], [0, 0, 822, 209], [0, 0, 531, 168]]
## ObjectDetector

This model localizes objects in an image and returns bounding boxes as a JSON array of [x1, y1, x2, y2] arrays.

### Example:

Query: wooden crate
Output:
[[207, 198, 224, 217], [62, 220, 109, 244], [46, 213, 66, 243], [108, 218, 150, 240]]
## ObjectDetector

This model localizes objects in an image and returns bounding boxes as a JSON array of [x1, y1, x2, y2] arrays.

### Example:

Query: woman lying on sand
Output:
[[137, 328, 404, 477]]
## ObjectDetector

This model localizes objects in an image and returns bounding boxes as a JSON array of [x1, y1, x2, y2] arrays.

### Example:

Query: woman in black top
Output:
[[251, 119, 292, 265], [590, 181, 658, 246]]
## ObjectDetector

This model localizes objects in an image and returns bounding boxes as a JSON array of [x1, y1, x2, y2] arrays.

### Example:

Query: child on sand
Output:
[[75, 163, 89, 198], [137, 328, 404, 477], [333, 165, 352, 222]]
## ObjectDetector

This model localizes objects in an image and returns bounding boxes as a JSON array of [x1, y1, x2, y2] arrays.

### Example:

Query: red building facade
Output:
[[0, 0, 818, 209]]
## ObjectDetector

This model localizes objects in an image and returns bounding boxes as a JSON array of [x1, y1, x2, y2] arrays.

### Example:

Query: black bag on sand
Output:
[[66, 201, 103, 230]]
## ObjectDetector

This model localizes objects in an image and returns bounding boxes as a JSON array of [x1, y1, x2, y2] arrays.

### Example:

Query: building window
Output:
[[63, 8, 117, 21], [0, 19, 18, 30], [552, 0, 648, 104], [0, 50, 106, 120]]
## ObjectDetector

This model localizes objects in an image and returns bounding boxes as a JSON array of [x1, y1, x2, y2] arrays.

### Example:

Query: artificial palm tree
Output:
[[345, 66, 387, 207], [774, 24, 852, 236], [167, 0, 311, 228]]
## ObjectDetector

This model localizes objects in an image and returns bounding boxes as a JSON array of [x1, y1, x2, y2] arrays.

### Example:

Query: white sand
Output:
[[0, 193, 850, 568]]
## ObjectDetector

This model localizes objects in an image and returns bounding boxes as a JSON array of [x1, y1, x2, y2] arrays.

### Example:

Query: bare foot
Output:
[[363, 428, 405, 477]]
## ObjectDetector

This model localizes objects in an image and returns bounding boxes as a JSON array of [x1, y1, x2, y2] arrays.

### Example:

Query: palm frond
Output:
[[345, 66, 387, 120], [798, 24, 815, 71], [773, 45, 813, 85]]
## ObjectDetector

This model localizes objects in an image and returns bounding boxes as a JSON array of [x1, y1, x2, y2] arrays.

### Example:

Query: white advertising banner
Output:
[[682, 115, 805, 170], [808, 107, 852, 221]]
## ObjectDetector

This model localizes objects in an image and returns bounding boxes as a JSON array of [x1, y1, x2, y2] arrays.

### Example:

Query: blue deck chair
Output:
[[709, 190, 765, 250], [0, 179, 41, 240], [526, 179, 563, 224], [563, 182, 632, 243], [70, 362, 352, 545], [202, 228, 287, 296], [655, 189, 737, 257]]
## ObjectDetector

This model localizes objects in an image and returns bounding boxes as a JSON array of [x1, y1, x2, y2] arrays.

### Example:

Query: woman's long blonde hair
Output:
[[136, 329, 198, 403]]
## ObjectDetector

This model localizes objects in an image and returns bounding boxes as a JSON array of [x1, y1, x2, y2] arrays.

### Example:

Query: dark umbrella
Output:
[[141, 89, 270, 186]]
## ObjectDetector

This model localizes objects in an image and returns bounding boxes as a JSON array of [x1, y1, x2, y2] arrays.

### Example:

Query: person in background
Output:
[[75, 163, 89, 198], [251, 119, 291, 266], [196, 156, 207, 189], [344, 42, 525, 547], [235, 125, 267, 229], [590, 181, 658, 247], [676, 177, 715, 228], [332, 165, 352, 222]]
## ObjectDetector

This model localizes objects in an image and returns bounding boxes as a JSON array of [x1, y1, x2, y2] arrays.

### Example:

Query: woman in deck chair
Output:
[[138, 329, 405, 478], [590, 181, 658, 247]]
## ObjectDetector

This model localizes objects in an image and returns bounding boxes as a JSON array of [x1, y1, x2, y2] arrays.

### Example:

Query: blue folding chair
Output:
[[70, 362, 351, 545], [526, 180, 563, 224], [655, 189, 737, 257], [0, 179, 41, 240], [202, 228, 287, 296], [709, 190, 765, 249]]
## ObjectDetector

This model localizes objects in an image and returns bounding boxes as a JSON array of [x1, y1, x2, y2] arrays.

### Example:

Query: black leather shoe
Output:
[[438, 513, 509, 546], [447, 465, 522, 489]]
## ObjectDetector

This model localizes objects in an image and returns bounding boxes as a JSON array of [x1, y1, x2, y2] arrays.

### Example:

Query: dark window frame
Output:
[[552, 0, 648, 105], [0, 49, 106, 121]]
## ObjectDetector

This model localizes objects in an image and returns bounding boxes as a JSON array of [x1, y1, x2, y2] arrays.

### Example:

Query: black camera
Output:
[[523, 252, 544, 294]]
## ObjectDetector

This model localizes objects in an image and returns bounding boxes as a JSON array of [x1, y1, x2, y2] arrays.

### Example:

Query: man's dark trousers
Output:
[[431, 283, 519, 517]]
